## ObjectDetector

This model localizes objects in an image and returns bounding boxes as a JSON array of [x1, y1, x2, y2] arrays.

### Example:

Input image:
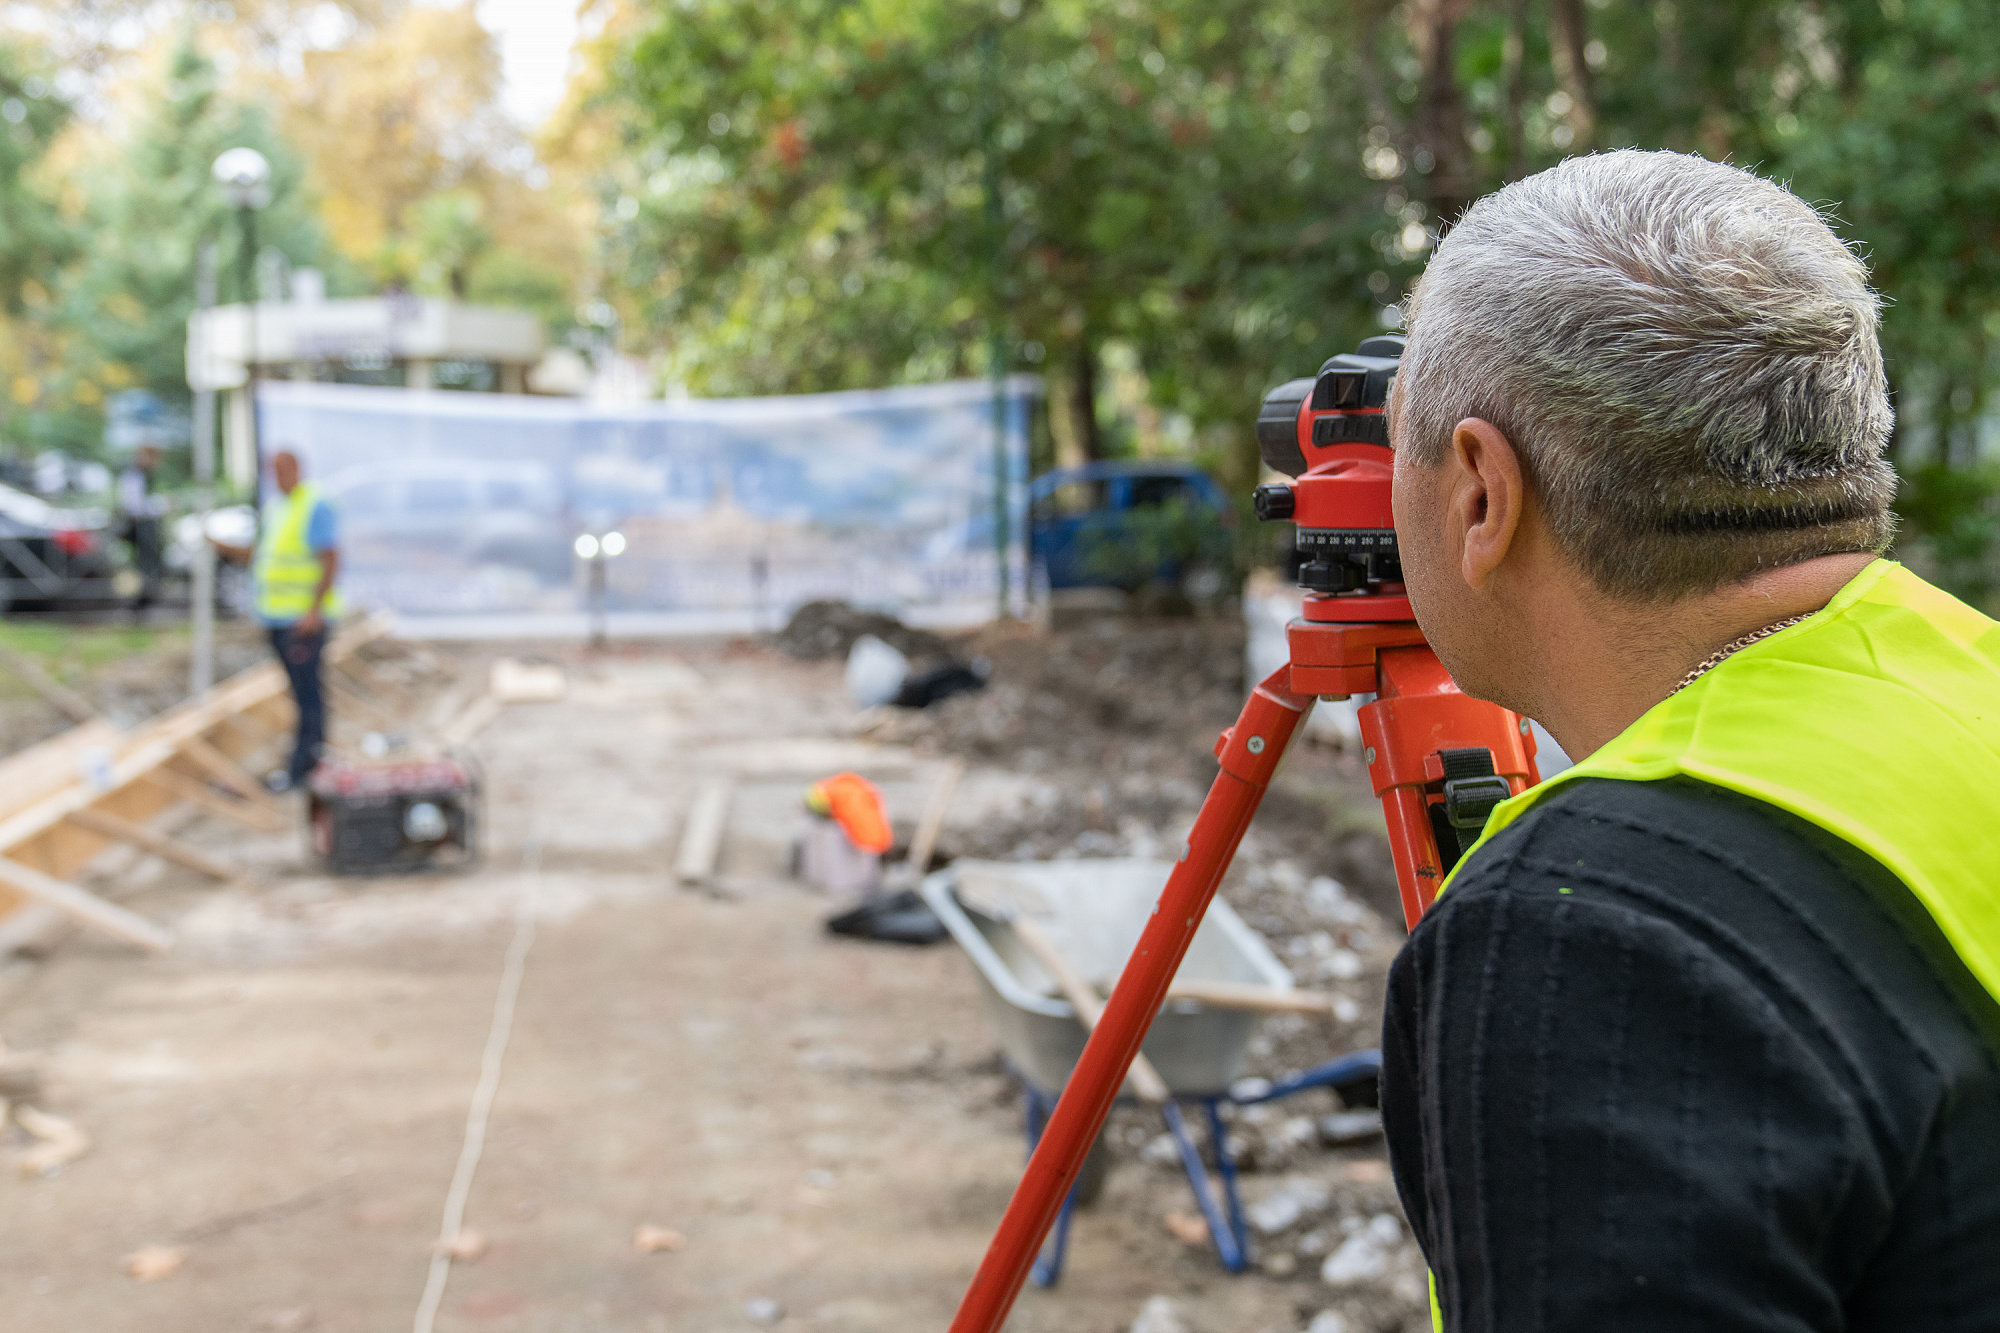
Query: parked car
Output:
[[1028, 460, 1231, 591], [0, 483, 116, 612]]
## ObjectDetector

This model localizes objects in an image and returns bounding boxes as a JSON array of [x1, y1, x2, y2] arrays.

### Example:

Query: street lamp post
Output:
[[189, 239, 218, 697], [213, 147, 271, 498], [195, 148, 269, 702], [575, 529, 626, 648]]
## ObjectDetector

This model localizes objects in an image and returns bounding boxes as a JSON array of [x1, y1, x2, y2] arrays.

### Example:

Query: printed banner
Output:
[[256, 378, 1036, 629]]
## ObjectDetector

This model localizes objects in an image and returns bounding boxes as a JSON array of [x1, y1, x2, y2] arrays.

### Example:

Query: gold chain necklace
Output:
[[1670, 615, 1810, 696]]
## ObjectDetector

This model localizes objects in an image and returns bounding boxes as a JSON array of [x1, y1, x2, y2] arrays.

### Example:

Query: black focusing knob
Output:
[[1252, 483, 1296, 521]]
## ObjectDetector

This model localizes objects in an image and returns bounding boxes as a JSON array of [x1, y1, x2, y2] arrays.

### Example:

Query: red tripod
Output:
[[947, 338, 1542, 1333]]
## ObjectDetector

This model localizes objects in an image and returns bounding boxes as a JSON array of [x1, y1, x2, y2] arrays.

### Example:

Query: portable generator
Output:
[[307, 755, 479, 874]]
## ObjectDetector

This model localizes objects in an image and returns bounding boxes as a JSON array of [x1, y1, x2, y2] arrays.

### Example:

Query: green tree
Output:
[[593, 0, 2000, 603], [0, 46, 74, 314], [0, 42, 84, 455], [604, 0, 1422, 485], [49, 32, 336, 457]]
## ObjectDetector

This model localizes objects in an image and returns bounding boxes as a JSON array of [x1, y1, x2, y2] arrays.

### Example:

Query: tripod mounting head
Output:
[[1253, 336, 1409, 621]]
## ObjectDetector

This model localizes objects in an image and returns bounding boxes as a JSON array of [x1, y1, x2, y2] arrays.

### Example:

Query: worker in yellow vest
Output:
[[214, 448, 343, 792], [1381, 151, 1998, 1329]]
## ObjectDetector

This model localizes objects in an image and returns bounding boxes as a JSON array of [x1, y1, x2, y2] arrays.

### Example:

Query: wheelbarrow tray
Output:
[[922, 859, 1293, 1098]]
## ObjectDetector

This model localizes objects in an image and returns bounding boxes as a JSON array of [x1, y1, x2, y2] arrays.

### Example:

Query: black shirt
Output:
[[1382, 777, 2000, 1331]]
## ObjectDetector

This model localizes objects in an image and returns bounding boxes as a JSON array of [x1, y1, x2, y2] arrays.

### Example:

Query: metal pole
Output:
[[239, 205, 262, 509], [589, 554, 607, 649], [982, 25, 1011, 621], [190, 238, 218, 697]]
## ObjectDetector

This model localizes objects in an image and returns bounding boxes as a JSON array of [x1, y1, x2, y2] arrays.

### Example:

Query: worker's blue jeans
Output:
[[267, 624, 326, 784]]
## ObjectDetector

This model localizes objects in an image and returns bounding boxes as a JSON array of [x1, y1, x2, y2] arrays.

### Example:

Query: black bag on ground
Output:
[[824, 889, 948, 946]]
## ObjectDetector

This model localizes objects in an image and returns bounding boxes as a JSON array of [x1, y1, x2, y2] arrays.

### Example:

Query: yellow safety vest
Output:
[[1426, 558, 2000, 1328], [253, 482, 343, 622]]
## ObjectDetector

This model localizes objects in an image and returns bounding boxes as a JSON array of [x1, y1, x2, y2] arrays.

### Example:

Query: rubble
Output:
[[122, 1244, 188, 1281], [775, 600, 950, 662], [633, 1224, 687, 1253], [1129, 1295, 1191, 1333], [1246, 1174, 1335, 1236]]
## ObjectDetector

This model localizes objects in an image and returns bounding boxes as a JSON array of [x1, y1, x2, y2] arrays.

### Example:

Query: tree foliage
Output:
[[599, 0, 1425, 485], [593, 0, 2000, 600], [0, 2, 591, 463], [48, 35, 333, 451]]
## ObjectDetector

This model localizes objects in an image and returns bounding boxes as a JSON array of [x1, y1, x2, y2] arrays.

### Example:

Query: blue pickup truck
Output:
[[1029, 460, 1231, 590]]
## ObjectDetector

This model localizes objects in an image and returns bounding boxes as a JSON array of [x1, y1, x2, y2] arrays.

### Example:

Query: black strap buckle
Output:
[[1439, 747, 1511, 852]]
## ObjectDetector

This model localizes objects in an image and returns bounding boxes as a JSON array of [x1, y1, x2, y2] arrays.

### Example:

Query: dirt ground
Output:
[[0, 620, 1429, 1333]]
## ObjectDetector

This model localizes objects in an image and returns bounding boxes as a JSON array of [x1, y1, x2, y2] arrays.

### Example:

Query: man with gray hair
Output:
[[1379, 151, 1999, 1329]]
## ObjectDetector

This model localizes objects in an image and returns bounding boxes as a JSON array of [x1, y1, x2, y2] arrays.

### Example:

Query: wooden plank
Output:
[[0, 856, 172, 952], [438, 694, 502, 746], [0, 719, 124, 824], [0, 615, 388, 934], [1163, 980, 1335, 1015], [0, 901, 65, 955], [220, 710, 280, 742], [674, 779, 735, 885], [330, 657, 415, 709], [64, 806, 235, 881], [326, 677, 399, 728], [0, 640, 97, 723], [178, 735, 276, 807], [906, 758, 964, 874], [140, 768, 287, 834]]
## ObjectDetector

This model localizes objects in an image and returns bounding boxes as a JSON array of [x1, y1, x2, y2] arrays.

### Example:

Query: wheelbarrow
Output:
[[922, 859, 1381, 1283]]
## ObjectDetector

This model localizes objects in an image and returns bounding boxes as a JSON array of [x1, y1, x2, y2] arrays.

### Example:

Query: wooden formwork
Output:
[[0, 614, 396, 951]]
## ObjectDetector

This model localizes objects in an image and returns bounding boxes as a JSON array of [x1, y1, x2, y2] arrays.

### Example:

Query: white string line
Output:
[[413, 840, 542, 1333]]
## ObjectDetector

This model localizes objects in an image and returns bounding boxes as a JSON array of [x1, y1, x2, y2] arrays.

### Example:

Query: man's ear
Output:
[[1448, 418, 1525, 590]]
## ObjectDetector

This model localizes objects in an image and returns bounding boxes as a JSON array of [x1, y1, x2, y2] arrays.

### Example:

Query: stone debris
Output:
[[1318, 1109, 1385, 1147], [433, 1230, 487, 1261], [1246, 1174, 1335, 1235], [744, 1296, 785, 1325], [1130, 1294, 1191, 1333], [633, 1224, 686, 1253], [776, 601, 948, 663], [1320, 1214, 1405, 1286], [1261, 1250, 1299, 1277], [122, 1244, 187, 1281], [12, 1103, 89, 1177]]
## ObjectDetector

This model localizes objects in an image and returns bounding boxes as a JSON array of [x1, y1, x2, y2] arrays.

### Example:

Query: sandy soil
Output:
[[0, 628, 1428, 1333]]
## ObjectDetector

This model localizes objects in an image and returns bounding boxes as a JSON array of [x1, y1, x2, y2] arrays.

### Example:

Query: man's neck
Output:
[[1532, 552, 1877, 760]]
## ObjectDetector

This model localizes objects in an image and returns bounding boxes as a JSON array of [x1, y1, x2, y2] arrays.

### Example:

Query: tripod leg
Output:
[[948, 668, 1313, 1333]]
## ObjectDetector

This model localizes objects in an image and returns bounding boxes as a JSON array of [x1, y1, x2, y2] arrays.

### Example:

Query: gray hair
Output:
[[1395, 150, 1896, 599]]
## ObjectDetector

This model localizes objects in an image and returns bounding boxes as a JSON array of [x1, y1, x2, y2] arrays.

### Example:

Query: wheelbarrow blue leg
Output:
[[1161, 1099, 1248, 1272], [1030, 1185, 1082, 1287], [1204, 1098, 1250, 1261], [1229, 1049, 1383, 1105], [1022, 1082, 1083, 1288]]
